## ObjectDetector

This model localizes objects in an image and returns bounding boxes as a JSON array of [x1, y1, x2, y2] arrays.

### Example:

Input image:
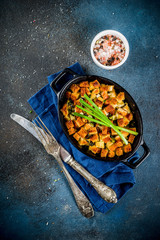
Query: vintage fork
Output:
[[33, 117, 94, 218], [33, 117, 117, 204]]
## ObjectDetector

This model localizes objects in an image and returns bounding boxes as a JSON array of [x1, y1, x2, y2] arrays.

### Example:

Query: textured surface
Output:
[[0, 0, 160, 239]]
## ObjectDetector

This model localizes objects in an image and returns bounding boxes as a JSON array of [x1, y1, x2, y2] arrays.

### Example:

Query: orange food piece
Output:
[[117, 108, 128, 116], [121, 131, 130, 138], [60, 103, 68, 118], [126, 113, 133, 121], [111, 128, 117, 136], [124, 143, 132, 153], [101, 90, 109, 100], [115, 141, 123, 148], [89, 146, 101, 154], [68, 128, 76, 135], [73, 132, 81, 141], [100, 84, 108, 92], [77, 127, 88, 138], [117, 117, 130, 127], [101, 149, 108, 158], [79, 138, 89, 146], [117, 92, 125, 102], [103, 137, 111, 143], [80, 88, 87, 97], [88, 127, 97, 135], [66, 91, 71, 99], [109, 98, 118, 107], [94, 99, 103, 108], [79, 81, 89, 88], [74, 117, 85, 128], [104, 104, 115, 115], [66, 120, 74, 129], [84, 123, 93, 131], [109, 143, 117, 151], [116, 147, 123, 156], [108, 151, 115, 158], [96, 141, 105, 148], [102, 126, 109, 135], [128, 134, 135, 144], [90, 134, 99, 142], [70, 92, 79, 101], [70, 84, 80, 93], [90, 80, 100, 90]]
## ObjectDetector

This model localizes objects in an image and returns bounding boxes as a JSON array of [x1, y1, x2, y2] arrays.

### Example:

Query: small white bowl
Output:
[[90, 30, 129, 70]]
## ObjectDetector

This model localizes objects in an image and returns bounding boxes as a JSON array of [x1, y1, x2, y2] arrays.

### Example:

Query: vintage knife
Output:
[[10, 113, 94, 218], [10, 114, 117, 204]]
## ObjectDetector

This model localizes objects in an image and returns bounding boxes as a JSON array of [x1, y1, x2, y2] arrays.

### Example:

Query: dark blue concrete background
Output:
[[0, 0, 160, 239]]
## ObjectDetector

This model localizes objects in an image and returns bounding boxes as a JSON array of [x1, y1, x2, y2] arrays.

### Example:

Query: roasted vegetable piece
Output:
[[90, 80, 100, 90], [89, 146, 101, 154], [116, 147, 123, 156], [104, 105, 115, 115], [73, 132, 81, 141], [124, 143, 132, 153], [88, 127, 97, 135], [66, 120, 74, 129], [77, 127, 88, 138], [61, 103, 69, 119], [79, 81, 89, 88], [71, 92, 80, 101], [79, 138, 89, 146], [90, 134, 99, 142], [108, 151, 115, 158], [101, 149, 108, 158], [74, 117, 85, 128], [96, 141, 105, 148], [101, 90, 109, 100], [68, 128, 76, 135], [70, 84, 80, 93], [128, 134, 135, 143], [102, 126, 109, 135], [117, 92, 125, 102]]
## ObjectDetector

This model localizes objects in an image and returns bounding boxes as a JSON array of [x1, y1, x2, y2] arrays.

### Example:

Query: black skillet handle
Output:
[[122, 139, 150, 169], [50, 68, 79, 95]]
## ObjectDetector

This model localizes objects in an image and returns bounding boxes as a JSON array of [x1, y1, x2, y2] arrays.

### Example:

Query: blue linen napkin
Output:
[[28, 62, 139, 213]]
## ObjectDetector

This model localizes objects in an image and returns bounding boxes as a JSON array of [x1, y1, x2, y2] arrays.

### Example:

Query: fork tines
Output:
[[33, 116, 55, 143]]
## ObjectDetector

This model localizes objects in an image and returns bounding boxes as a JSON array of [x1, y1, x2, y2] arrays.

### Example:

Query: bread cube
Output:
[[116, 147, 123, 156], [68, 128, 76, 135], [77, 127, 88, 138], [73, 132, 81, 141], [128, 134, 135, 143], [108, 151, 115, 158], [70, 84, 80, 93], [101, 149, 108, 158], [124, 143, 132, 153], [96, 141, 105, 148], [79, 138, 89, 146], [79, 81, 89, 88], [74, 117, 85, 128], [89, 145, 101, 154], [88, 127, 97, 135], [117, 92, 125, 102], [66, 120, 74, 129], [89, 80, 100, 90], [90, 134, 99, 142]]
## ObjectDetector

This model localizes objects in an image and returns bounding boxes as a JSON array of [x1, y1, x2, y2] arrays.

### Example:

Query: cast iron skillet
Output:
[[50, 68, 150, 169]]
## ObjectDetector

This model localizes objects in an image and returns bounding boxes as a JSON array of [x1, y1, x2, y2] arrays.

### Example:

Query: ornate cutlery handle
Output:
[[52, 154, 94, 218], [67, 158, 117, 203]]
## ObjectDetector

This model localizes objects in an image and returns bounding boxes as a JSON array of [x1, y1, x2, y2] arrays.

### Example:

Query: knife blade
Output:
[[10, 113, 95, 218], [10, 113, 71, 160]]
